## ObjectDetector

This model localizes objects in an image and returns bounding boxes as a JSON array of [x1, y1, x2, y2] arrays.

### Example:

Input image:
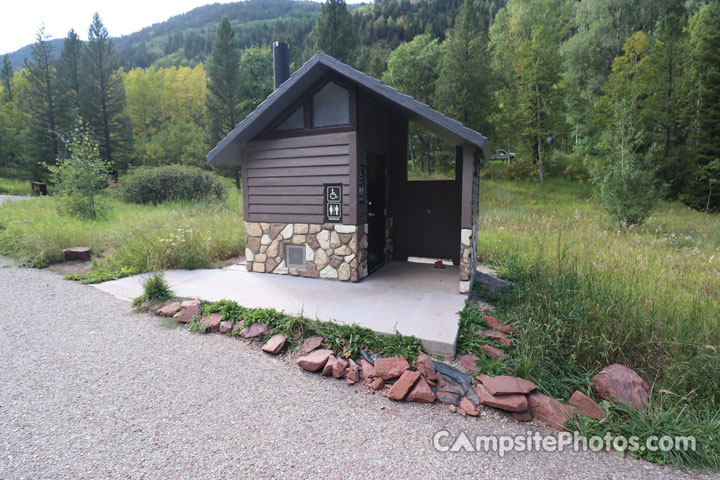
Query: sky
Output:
[[1, 0, 369, 55]]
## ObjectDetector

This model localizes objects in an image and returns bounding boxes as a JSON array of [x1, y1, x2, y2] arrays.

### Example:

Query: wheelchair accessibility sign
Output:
[[324, 184, 343, 222]]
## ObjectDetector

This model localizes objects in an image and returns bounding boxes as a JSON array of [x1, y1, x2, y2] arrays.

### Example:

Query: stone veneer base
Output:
[[245, 222, 368, 282]]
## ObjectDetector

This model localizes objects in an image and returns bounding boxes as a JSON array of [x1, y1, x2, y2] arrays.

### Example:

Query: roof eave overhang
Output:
[[207, 52, 490, 165]]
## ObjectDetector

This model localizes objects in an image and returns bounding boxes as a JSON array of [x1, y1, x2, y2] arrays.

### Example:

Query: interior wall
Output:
[[390, 128, 462, 264]]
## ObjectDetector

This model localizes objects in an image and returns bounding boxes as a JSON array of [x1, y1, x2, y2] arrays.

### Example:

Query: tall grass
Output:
[[0, 186, 245, 278], [464, 179, 720, 468], [0, 176, 34, 196]]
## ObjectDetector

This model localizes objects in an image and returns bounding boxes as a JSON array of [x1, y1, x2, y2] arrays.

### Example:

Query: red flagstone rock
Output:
[[231, 323, 244, 335], [346, 365, 360, 385], [219, 321, 233, 334], [413, 351, 436, 382], [387, 370, 421, 400], [374, 356, 410, 380], [369, 377, 385, 391], [180, 299, 201, 308], [177, 305, 201, 324], [323, 356, 338, 376], [156, 302, 182, 317], [298, 349, 334, 372], [481, 344, 506, 359], [261, 334, 287, 355], [406, 376, 436, 403], [332, 357, 349, 379], [511, 409, 533, 422], [459, 354, 480, 371], [591, 364, 650, 410], [476, 375, 536, 396], [482, 314, 512, 334], [527, 392, 577, 430], [301, 336, 324, 353], [479, 330, 514, 347], [569, 391, 606, 420], [239, 322, 269, 339], [460, 397, 480, 416], [475, 384, 528, 412], [201, 313, 222, 332], [360, 359, 375, 379]]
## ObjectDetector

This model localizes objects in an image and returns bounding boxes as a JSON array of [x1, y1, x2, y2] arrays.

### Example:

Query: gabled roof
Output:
[[207, 52, 489, 164]]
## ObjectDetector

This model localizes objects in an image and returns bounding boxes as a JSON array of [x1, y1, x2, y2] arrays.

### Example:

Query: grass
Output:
[[0, 176, 34, 196], [199, 300, 425, 361], [0, 185, 245, 280], [457, 178, 720, 468], [133, 273, 174, 306]]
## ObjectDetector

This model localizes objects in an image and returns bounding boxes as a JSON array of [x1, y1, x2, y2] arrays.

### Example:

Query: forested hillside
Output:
[[1, 0, 719, 211]]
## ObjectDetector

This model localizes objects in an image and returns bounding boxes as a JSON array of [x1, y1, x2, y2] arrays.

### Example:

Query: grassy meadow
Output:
[[0, 176, 35, 196], [0, 186, 245, 281], [460, 179, 720, 467]]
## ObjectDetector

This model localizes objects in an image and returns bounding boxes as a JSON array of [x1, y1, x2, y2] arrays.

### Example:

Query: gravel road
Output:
[[0, 256, 715, 479]]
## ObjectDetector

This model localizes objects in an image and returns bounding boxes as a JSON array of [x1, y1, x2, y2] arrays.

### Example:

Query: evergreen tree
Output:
[[1, 54, 13, 103], [80, 13, 131, 174], [436, 0, 492, 136], [644, 13, 692, 198], [489, 0, 572, 183], [56, 29, 83, 130], [205, 16, 242, 186], [314, 0, 358, 63], [22, 26, 59, 174], [206, 17, 241, 146], [686, 2, 720, 211]]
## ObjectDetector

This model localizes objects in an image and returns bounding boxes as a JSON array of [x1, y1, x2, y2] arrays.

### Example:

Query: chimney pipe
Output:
[[273, 41, 290, 90]]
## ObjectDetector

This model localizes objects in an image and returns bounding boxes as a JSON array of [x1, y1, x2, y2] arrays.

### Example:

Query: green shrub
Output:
[[119, 165, 227, 204], [135, 273, 174, 304], [45, 119, 111, 219]]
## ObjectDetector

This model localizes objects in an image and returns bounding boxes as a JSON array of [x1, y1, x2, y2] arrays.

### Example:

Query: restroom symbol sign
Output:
[[324, 184, 343, 222]]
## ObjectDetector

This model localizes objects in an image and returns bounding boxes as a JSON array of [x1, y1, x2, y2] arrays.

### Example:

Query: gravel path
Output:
[[0, 256, 715, 479], [0, 195, 35, 205]]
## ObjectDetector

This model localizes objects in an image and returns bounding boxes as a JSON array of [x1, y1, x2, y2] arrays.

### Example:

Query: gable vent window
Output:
[[313, 82, 349, 127], [274, 106, 304, 132], [286, 244, 306, 270]]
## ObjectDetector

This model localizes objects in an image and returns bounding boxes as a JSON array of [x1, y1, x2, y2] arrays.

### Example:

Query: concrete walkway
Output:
[[0, 194, 35, 205], [95, 261, 466, 356]]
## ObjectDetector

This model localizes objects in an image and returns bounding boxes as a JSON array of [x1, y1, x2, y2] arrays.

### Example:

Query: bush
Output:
[[119, 165, 227, 204], [134, 273, 174, 304], [45, 119, 111, 218]]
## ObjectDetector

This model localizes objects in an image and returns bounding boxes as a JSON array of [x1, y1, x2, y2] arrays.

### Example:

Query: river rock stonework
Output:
[[459, 221, 479, 294], [245, 222, 368, 282]]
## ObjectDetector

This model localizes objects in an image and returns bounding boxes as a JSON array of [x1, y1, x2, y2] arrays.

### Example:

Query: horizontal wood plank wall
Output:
[[245, 132, 351, 224]]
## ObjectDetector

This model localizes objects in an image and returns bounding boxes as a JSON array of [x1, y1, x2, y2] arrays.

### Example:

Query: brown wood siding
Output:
[[244, 132, 353, 224], [357, 91, 394, 222]]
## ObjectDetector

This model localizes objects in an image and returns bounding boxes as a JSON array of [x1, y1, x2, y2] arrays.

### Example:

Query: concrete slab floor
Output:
[[94, 261, 467, 357]]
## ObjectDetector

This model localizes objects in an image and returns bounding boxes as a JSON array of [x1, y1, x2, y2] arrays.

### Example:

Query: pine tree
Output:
[[1, 54, 13, 103], [80, 13, 131, 174], [56, 29, 83, 130], [686, 2, 720, 211], [22, 26, 59, 173], [436, 0, 491, 136], [489, 0, 572, 184], [206, 17, 241, 146], [205, 16, 242, 187], [314, 0, 358, 64]]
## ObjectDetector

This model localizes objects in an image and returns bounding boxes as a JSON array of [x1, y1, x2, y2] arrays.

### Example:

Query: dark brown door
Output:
[[367, 153, 386, 272]]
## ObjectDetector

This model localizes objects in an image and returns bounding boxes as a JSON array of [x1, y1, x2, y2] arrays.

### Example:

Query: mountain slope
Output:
[[5, 0, 321, 71]]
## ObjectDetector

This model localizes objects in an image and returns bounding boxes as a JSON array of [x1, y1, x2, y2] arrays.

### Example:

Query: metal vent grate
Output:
[[286, 244, 306, 270]]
